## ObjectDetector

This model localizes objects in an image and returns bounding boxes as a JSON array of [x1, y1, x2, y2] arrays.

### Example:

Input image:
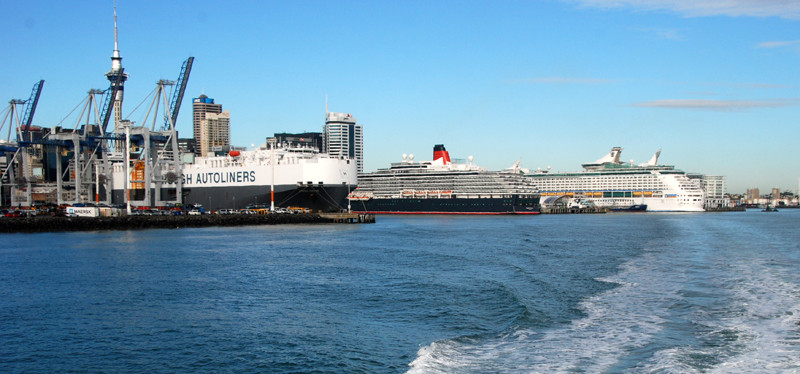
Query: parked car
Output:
[[4, 210, 22, 218]]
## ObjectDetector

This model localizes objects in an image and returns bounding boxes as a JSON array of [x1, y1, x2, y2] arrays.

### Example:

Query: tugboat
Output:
[[610, 204, 648, 212]]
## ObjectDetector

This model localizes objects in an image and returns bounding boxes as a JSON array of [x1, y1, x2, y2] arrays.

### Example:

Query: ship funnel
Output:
[[638, 149, 661, 167], [649, 149, 661, 165], [433, 144, 451, 164]]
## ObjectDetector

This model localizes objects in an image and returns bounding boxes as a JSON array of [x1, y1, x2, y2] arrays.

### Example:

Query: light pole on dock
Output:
[[268, 137, 276, 212]]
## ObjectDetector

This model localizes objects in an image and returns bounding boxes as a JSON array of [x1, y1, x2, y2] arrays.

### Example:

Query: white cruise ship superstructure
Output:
[[348, 144, 540, 214], [526, 147, 705, 212]]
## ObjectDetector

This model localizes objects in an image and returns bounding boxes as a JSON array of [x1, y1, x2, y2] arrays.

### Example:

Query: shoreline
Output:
[[0, 213, 368, 233]]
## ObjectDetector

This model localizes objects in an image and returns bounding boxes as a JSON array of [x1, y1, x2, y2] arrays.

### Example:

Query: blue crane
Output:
[[20, 80, 44, 133], [15, 80, 44, 143], [165, 57, 194, 130], [99, 68, 125, 135]]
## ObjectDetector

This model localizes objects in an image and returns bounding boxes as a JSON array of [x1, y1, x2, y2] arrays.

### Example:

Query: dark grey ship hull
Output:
[[349, 195, 540, 215], [112, 184, 352, 212]]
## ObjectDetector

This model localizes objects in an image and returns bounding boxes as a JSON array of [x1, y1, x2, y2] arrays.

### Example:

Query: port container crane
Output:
[[2, 80, 45, 207], [19, 80, 44, 137], [165, 56, 194, 130], [99, 69, 125, 135]]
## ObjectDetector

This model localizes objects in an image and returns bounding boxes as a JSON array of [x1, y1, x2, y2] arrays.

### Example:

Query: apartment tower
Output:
[[192, 94, 230, 156], [323, 112, 363, 173]]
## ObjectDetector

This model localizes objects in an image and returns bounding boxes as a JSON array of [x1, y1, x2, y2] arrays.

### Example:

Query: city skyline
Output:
[[1, 0, 798, 193]]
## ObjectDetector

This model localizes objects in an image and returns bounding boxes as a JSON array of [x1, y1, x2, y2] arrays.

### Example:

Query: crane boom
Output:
[[166, 56, 194, 129], [100, 68, 124, 134], [20, 80, 44, 132]]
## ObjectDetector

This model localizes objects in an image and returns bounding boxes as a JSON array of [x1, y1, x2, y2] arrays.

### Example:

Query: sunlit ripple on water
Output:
[[1, 212, 799, 373]]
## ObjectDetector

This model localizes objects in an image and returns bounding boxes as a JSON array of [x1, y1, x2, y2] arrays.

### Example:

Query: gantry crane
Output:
[[1, 80, 45, 207], [166, 57, 193, 130], [2, 55, 194, 208], [121, 57, 194, 208], [19, 80, 44, 138]]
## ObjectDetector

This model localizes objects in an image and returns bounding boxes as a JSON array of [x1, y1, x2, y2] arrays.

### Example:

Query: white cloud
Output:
[[635, 27, 684, 40], [520, 77, 615, 84], [569, 0, 800, 19], [706, 82, 793, 89], [633, 98, 800, 110], [757, 40, 800, 48]]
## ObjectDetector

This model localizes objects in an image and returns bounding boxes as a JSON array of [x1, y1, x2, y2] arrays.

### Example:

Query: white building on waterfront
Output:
[[702, 175, 731, 209]]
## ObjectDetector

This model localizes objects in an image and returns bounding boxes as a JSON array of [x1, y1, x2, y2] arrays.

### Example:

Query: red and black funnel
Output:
[[433, 144, 451, 164]]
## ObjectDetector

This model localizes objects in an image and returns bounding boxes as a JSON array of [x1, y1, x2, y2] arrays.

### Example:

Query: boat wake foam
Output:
[[407, 237, 800, 373]]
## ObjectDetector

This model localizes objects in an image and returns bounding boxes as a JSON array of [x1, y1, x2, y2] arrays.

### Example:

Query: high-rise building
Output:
[[323, 112, 363, 173], [746, 188, 760, 202], [192, 94, 227, 156], [199, 111, 230, 157]]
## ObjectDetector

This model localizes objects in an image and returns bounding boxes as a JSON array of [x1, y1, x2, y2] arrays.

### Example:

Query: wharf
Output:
[[319, 212, 376, 223], [539, 207, 606, 214], [0, 213, 374, 233], [705, 206, 746, 212]]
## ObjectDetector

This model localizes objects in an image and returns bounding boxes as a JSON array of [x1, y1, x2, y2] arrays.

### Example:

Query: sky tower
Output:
[[106, 4, 128, 132]]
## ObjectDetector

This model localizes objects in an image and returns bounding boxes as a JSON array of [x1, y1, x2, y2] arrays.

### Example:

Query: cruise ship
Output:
[[348, 145, 540, 214], [112, 142, 357, 212], [527, 147, 705, 212]]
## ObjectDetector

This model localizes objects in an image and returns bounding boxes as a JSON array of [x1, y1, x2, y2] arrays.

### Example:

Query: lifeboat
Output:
[[229, 150, 241, 157], [348, 191, 373, 200]]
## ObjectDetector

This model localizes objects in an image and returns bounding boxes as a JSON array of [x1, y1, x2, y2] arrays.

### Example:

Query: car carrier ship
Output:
[[112, 141, 357, 212], [348, 145, 540, 214]]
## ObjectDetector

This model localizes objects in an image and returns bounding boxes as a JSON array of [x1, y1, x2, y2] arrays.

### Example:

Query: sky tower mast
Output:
[[106, 3, 128, 132]]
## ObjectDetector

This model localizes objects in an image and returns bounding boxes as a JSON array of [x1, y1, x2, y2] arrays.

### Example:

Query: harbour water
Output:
[[2, 210, 799, 372]]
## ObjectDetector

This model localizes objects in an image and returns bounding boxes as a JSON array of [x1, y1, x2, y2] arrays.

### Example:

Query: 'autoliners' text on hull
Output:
[[112, 144, 357, 212]]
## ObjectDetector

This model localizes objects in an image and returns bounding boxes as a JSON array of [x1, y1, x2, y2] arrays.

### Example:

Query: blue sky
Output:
[[2, 0, 799, 193]]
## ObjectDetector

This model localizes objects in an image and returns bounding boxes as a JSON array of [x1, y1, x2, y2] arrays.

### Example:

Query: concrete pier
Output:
[[0, 213, 375, 233], [539, 207, 605, 214], [319, 212, 376, 223]]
